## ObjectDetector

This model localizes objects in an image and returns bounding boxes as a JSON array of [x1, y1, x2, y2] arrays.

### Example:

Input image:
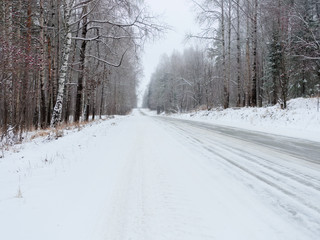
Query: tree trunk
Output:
[[85, 87, 90, 122], [272, 74, 278, 105], [280, 46, 288, 109], [236, 0, 241, 107], [15, 0, 23, 129], [75, 5, 88, 122], [227, 0, 231, 107], [50, 0, 73, 127], [0, 2, 4, 133], [19, 0, 32, 136], [6, 0, 14, 134], [47, 34, 53, 126], [99, 67, 106, 119], [221, 0, 228, 109], [251, 0, 258, 107], [53, 0, 61, 108], [245, 1, 251, 107], [39, 0, 47, 128], [92, 87, 96, 120]]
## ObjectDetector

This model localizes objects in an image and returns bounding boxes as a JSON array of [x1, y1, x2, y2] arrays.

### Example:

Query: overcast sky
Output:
[[137, 0, 200, 105]]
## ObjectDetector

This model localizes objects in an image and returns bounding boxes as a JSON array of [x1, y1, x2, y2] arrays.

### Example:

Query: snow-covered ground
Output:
[[0, 108, 319, 240], [169, 98, 320, 142], [0, 116, 128, 240]]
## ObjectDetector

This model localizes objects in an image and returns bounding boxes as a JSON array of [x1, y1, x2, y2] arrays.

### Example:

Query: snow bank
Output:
[[0, 115, 127, 240], [0, 116, 115, 158], [169, 98, 320, 142]]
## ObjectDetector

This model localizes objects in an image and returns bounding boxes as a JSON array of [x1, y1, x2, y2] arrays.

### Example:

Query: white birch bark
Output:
[[50, 0, 74, 127]]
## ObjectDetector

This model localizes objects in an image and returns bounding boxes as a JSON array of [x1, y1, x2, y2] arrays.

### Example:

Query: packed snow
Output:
[[0, 106, 319, 240], [169, 97, 320, 142]]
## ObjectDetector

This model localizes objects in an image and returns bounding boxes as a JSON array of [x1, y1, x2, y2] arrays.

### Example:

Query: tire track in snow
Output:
[[161, 116, 320, 165], [152, 115, 320, 236]]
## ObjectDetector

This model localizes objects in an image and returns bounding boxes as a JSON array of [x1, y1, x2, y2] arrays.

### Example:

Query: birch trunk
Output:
[[50, 0, 73, 127], [53, 0, 61, 108]]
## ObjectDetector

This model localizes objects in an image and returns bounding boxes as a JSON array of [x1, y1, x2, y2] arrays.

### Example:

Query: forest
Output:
[[144, 0, 320, 113], [1, 0, 320, 143], [0, 0, 162, 142]]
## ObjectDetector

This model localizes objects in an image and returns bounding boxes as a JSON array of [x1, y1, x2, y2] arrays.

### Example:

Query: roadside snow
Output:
[[167, 98, 320, 142], [0, 116, 127, 240]]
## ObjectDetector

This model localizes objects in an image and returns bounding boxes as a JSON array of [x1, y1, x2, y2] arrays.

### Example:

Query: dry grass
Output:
[[0, 118, 109, 155], [30, 130, 51, 140], [196, 105, 210, 111], [27, 120, 97, 142], [0, 116, 109, 159]]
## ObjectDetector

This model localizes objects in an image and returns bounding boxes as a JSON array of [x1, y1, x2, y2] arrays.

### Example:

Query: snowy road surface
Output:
[[157, 115, 320, 164], [1, 109, 320, 240]]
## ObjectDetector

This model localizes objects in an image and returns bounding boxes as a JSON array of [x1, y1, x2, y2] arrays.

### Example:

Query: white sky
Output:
[[137, 0, 200, 106]]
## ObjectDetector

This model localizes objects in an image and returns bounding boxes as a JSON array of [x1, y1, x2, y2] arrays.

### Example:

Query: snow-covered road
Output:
[[1, 109, 320, 240]]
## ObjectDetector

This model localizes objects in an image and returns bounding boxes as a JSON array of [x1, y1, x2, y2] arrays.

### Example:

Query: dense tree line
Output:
[[0, 0, 162, 142], [144, 0, 320, 113]]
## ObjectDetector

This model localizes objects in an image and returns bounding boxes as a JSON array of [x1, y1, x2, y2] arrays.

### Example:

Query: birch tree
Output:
[[50, 0, 74, 127]]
